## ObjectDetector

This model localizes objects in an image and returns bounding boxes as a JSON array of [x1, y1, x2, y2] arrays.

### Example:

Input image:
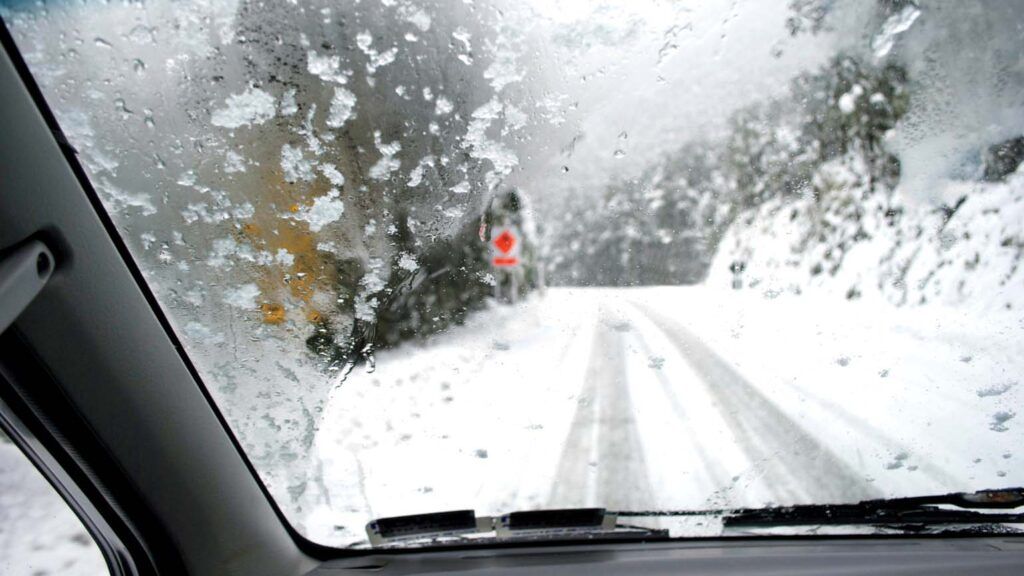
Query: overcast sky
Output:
[[502, 0, 841, 207]]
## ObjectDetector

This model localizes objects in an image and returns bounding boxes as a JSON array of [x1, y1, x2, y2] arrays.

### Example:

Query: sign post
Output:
[[490, 226, 521, 303]]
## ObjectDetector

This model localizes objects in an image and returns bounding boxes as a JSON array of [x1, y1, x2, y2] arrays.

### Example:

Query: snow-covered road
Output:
[[548, 297, 880, 513], [547, 303, 656, 510], [310, 286, 1023, 545]]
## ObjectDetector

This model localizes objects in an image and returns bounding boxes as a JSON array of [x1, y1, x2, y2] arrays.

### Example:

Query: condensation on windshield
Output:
[[2, 0, 1022, 548]]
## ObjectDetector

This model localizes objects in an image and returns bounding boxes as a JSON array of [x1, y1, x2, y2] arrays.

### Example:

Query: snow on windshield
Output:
[[2, 0, 1022, 548]]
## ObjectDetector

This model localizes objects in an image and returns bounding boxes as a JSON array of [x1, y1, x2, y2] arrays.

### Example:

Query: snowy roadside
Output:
[[628, 286, 1023, 498], [308, 289, 602, 544], [0, 440, 107, 576]]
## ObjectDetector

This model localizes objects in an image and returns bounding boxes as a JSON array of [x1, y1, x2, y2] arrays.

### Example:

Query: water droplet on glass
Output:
[[126, 24, 157, 45], [560, 166, 569, 173], [114, 98, 132, 114], [613, 149, 626, 159], [143, 108, 155, 128], [132, 58, 146, 74], [618, 131, 628, 140], [94, 37, 112, 49]]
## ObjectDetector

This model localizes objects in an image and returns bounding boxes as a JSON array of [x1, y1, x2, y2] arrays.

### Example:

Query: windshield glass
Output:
[[2, 0, 1022, 548]]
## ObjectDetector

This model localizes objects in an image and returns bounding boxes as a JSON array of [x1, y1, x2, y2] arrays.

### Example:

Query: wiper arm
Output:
[[722, 487, 1024, 529], [365, 507, 669, 547]]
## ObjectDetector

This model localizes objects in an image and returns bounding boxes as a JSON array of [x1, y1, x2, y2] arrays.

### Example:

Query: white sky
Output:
[[506, 0, 839, 203]]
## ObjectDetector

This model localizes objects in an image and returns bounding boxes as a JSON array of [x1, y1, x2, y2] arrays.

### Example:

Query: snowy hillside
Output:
[[709, 162, 1024, 313]]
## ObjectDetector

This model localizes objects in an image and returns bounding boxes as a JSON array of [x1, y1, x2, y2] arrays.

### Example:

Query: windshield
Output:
[[2, 0, 1022, 548]]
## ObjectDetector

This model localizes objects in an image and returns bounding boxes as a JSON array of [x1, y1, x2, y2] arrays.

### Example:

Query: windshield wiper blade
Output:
[[722, 487, 1024, 529], [364, 489, 1024, 547], [365, 507, 669, 547], [610, 488, 1024, 531], [366, 509, 491, 546], [495, 508, 669, 540]]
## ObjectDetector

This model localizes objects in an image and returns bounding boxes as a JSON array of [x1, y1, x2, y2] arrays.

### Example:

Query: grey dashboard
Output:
[[308, 538, 1024, 575]]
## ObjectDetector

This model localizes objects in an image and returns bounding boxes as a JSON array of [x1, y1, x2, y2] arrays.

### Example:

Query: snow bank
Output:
[[710, 163, 1024, 314]]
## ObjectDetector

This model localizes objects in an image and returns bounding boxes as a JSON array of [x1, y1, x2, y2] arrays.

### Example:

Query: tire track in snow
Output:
[[620, 314, 733, 498], [548, 307, 657, 510], [480, 296, 603, 513], [778, 382, 962, 489], [631, 301, 882, 505]]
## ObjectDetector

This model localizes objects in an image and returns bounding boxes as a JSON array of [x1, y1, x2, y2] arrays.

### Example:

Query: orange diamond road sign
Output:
[[494, 230, 515, 254], [490, 226, 521, 268]]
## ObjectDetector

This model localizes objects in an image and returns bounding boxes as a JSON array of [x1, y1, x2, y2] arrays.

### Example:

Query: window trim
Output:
[[0, 348, 160, 576]]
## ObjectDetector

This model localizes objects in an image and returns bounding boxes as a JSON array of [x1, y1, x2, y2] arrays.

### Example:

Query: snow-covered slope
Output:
[[709, 161, 1024, 314]]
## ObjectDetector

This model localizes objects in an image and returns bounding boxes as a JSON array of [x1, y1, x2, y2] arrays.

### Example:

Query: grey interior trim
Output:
[[0, 238, 54, 333], [0, 392, 137, 576], [0, 25, 316, 576]]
